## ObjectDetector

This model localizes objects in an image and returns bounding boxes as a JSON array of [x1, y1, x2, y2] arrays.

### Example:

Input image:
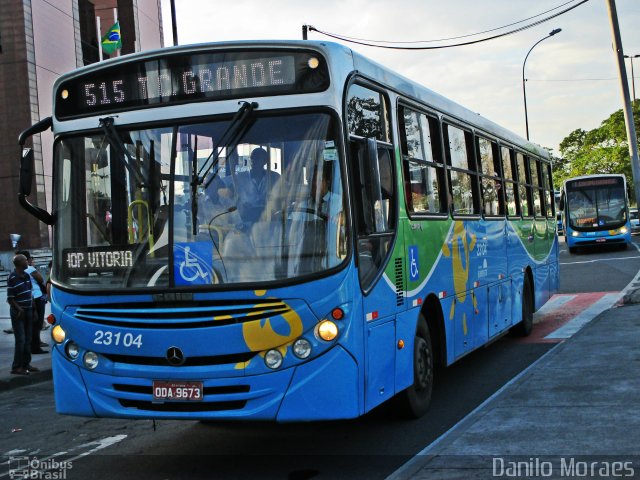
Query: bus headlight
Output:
[[293, 338, 312, 359], [264, 349, 283, 369], [572, 231, 579, 237], [83, 351, 99, 370], [65, 341, 80, 360], [52, 325, 66, 344], [620, 226, 628, 234], [317, 320, 338, 341]]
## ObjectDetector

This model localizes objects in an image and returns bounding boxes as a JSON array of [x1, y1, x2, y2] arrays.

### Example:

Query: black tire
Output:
[[568, 246, 577, 254], [620, 242, 628, 251], [394, 319, 434, 418], [512, 276, 533, 337]]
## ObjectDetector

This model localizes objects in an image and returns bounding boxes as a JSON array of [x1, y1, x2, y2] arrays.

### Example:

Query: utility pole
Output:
[[606, 0, 640, 207], [170, 0, 179, 46]]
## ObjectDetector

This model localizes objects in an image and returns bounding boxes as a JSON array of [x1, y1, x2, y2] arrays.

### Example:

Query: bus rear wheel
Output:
[[394, 319, 434, 418]]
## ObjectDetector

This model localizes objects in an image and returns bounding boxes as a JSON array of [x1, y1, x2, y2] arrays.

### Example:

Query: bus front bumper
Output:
[[566, 231, 631, 247], [51, 345, 360, 422]]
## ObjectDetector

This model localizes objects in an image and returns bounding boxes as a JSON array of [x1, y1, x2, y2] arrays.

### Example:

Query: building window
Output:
[[79, 0, 100, 65]]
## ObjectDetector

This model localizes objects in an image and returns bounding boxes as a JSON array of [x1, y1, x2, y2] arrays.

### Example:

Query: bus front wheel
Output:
[[394, 319, 434, 418]]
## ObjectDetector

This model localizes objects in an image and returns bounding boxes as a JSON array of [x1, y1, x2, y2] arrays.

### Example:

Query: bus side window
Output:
[[444, 123, 480, 216], [501, 146, 518, 217], [399, 105, 446, 215], [477, 136, 504, 216], [515, 152, 531, 217]]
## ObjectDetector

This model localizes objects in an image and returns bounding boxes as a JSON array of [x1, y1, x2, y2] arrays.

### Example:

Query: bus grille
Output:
[[118, 399, 246, 412], [72, 299, 291, 329], [103, 351, 256, 367], [114, 384, 250, 412], [113, 384, 250, 395]]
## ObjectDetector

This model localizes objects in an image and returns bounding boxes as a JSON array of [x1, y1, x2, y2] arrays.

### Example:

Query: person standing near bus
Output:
[[6, 254, 38, 375], [17, 250, 48, 354]]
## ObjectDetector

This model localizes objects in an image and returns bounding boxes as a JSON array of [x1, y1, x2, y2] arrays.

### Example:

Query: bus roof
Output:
[[564, 173, 626, 186], [53, 39, 549, 160]]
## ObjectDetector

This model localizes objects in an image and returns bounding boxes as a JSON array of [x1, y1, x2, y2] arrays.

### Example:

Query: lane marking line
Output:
[[0, 435, 127, 479]]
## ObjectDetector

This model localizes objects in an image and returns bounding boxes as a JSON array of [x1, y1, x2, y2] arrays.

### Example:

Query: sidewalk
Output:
[[392, 290, 640, 480], [0, 289, 52, 392]]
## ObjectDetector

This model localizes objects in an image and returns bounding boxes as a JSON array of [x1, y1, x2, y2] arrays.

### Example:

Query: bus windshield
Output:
[[53, 112, 347, 290], [566, 177, 627, 230]]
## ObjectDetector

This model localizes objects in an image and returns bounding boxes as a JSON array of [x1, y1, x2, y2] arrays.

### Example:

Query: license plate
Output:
[[595, 238, 606, 243], [152, 381, 203, 402]]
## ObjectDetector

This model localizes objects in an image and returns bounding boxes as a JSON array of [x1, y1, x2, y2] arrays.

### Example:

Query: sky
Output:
[[158, 0, 639, 156]]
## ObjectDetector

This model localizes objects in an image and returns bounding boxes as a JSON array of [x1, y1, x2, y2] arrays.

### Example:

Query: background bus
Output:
[[561, 174, 631, 254], [18, 40, 558, 422]]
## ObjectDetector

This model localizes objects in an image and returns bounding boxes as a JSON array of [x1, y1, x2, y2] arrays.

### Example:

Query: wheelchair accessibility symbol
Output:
[[409, 245, 419, 281], [174, 242, 213, 285]]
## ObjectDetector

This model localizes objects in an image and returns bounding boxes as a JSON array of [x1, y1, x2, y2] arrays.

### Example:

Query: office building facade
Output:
[[0, 0, 163, 251]]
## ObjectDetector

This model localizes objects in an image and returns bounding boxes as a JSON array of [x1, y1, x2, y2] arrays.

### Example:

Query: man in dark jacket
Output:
[[6, 254, 39, 375]]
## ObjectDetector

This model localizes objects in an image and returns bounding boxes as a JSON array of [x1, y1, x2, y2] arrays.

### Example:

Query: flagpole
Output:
[[113, 8, 119, 56], [96, 16, 103, 61]]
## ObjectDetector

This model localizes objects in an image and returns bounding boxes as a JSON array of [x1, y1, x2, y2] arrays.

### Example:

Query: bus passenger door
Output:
[[351, 138, 400, 412]]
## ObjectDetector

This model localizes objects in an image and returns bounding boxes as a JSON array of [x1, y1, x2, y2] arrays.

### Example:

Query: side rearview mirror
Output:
[[17, 116, 55, 225]]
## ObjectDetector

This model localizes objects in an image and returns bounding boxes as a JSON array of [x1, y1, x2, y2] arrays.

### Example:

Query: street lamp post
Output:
[[169, 0, 178, 46], [624, 54, 639, 102], [522, 28, 562, 140]]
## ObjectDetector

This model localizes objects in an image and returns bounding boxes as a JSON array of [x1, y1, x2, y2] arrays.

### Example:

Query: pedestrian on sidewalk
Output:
[[17, 250, 48, 354], [7, 254, 39, 375]]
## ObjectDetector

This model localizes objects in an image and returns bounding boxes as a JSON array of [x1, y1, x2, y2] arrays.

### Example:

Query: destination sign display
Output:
[[62, 246, 136, 276], [570, 178, 621, 188], [55, 49, 329, 119]]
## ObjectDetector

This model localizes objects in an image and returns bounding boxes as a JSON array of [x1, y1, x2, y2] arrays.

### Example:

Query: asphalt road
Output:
[[1, 341, 552, 480], [2, 236, 639, 480], [558, 235, 640, 293]]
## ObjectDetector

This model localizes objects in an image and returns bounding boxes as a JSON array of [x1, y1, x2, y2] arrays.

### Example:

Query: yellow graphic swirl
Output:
[[236, 294, 304, 369], [242, 308, 303, 352], [442, 221, 477, 336]]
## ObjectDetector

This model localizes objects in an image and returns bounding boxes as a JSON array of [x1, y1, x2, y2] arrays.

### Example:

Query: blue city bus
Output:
[[18, 41, 558, 421], [561, 174, 631, 254]]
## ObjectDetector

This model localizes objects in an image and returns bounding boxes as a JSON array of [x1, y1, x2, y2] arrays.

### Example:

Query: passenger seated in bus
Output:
[[229, 147, 281, 221], [289, 163, 341, 221], [199, 177, 240, 246], [249, 147, 281, 198]]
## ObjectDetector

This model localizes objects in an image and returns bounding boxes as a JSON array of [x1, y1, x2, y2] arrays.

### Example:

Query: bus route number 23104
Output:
[[93, 330, 143, 349]]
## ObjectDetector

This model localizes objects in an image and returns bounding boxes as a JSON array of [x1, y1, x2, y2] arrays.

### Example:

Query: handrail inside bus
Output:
[[127, 199, 155, 256]]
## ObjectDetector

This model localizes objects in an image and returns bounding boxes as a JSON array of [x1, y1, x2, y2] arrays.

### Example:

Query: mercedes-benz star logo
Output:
[[166, 346, 185, 366]]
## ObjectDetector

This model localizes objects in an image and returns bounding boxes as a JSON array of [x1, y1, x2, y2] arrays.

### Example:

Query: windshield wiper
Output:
[[190, 101, 258, 235], [99, 117, 145, 187]]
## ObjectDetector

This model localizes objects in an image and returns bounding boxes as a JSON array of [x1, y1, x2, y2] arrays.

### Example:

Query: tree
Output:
[[554, 100, 640, 201]]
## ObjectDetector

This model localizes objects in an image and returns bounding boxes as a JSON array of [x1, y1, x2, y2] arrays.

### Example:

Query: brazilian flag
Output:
[[101, 21, 122, 55]]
